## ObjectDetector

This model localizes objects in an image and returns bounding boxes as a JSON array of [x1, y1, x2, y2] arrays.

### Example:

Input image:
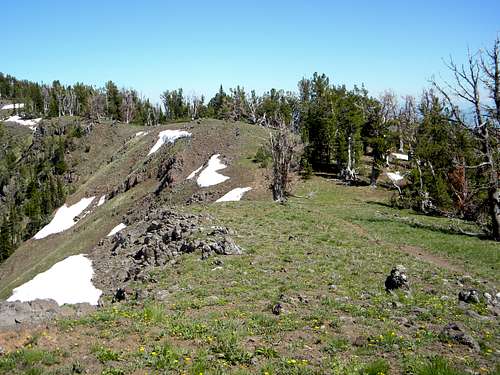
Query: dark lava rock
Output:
[[272, 303, 282, 315], [458, 289, 480, 304], [385, 265, 409, 291], [439, 322, 480, 352], [113, 288, 127, 302]]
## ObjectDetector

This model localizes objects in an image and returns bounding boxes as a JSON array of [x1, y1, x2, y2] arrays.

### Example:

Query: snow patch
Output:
[[97, 195, 106, 207], [387, 171, 404, 182], [135, 131, 148, 137], [147, 129, 191, 155], [186, 165, 203, 180], [1, 103, 24, 110], [7, 254, 102, 306], [216, 187, 252, 202], [107, 223, 126, 237], [391, 152, 409, 161], [196, 154, 230, 187], [34, 197, 95, 239], [4, 115, 41, 129]]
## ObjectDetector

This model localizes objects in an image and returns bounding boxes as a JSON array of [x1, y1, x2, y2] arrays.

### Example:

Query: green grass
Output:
[[1, 176, 498, 374]]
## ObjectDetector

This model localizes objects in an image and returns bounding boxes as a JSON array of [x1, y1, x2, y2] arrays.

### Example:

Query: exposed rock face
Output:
[[89, 202, 243, 301], [0, 300, 95, 330], [458, 289, 480, 304], [439, 322, 480, 352], [384, 265, 409, 291]]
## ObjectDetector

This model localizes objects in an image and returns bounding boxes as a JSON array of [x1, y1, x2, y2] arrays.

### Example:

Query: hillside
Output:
[[0, 118, 498, 374], [0, 118, 269, 299]]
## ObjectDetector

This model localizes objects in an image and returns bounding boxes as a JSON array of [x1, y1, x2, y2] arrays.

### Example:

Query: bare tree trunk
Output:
[[270, 118, 298, 202]]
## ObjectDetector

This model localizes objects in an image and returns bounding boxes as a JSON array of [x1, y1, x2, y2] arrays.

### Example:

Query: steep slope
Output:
[[0, 119, 269, 299]]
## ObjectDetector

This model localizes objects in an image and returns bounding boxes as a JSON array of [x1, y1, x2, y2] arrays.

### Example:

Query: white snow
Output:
[[1, 103, 24, 110], [135, 131, 148, 137], [4, 115, 42, 129], [33, 197, 95, 240], [97, 195, 106, 207], [196, 154, 230, 187], [387, 171, 404, 182], [186, 165, 204, 180], [147, 129, 191, 155], [391, 152, 409, 161], [7, 254, 102, 306], [107, 223, 126, 237], [216, 187, 252, 202]]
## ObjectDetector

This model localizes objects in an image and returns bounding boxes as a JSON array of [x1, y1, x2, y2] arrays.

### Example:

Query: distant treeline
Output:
[[0, 36, 499, 242]]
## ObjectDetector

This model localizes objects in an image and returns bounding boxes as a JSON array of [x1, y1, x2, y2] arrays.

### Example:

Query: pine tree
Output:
[[105, 81, 121, 120]]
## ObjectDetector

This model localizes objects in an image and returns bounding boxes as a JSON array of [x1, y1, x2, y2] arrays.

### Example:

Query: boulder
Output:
[[385, 265, 409, 291], [458, 289, 480, 304]]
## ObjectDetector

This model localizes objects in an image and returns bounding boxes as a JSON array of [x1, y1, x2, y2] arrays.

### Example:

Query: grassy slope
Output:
[[0, 119, 269, 299], [0, 178, 498, 374]]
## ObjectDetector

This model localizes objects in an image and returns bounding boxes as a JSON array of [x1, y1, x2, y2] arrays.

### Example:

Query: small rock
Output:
[[465, 309, 490, 321], [385, 265, 409, 291], [112, 288, 127, 302], [212, 259, 224, 266], [440, 322, 480, 352], [391, 301, 403, 309], [272, 303, 282, 316], [411, 307, 428, 315], [458, 289, 480, 304], [353, 336, 366, 347]]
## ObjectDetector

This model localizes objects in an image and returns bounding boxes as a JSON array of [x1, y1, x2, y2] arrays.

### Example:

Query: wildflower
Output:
[[151, 351, 158, 356], [139, 346, 145, 352], [184, 356, 191, 362]]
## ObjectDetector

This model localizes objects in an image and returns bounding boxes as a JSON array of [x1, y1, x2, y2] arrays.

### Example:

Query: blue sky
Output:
[[3, 0, 499, 101]]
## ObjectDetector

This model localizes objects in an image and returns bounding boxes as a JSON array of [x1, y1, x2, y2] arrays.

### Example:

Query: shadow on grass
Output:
[[360, 215, 490, 241]]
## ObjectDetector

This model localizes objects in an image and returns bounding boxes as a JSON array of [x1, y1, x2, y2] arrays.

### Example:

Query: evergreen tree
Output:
[[105, 80, 121, 120]]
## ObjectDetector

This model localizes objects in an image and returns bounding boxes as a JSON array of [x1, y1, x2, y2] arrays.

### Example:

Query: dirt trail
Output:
[[342, 220, 467, 275]]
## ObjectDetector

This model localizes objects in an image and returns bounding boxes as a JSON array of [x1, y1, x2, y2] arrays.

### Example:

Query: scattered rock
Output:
[[353, 336, 367, 347], [89, 204, 243, 299], [411, 306, 429, 316], [439, 322, 480, 352], [112, 288, 127, 302], [272, 303, 282, 315], [465, 309, 491, 321], [0, 300, 95, 329], [385, 265, 409, 291], [458, 289, 480, 304], [391, 301, 403, 309], [483, 292, 499, 306]]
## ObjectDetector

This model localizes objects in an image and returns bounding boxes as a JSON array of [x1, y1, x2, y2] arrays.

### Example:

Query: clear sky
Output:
[[3, 0, 499, 101]]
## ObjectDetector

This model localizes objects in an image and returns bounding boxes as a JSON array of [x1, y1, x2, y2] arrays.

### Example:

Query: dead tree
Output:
[[188, 94, 204, 120], [247, 90, 263, 125], [89, 90, 106, 121], [379, 90, 399, 150], [270, 118, 299, 202], [398, 95, 418, 152], [62, 87, 76, 116], [120, 89, 136, 124], [433, 37, 500, 240], [41, 86, 50, 116]]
